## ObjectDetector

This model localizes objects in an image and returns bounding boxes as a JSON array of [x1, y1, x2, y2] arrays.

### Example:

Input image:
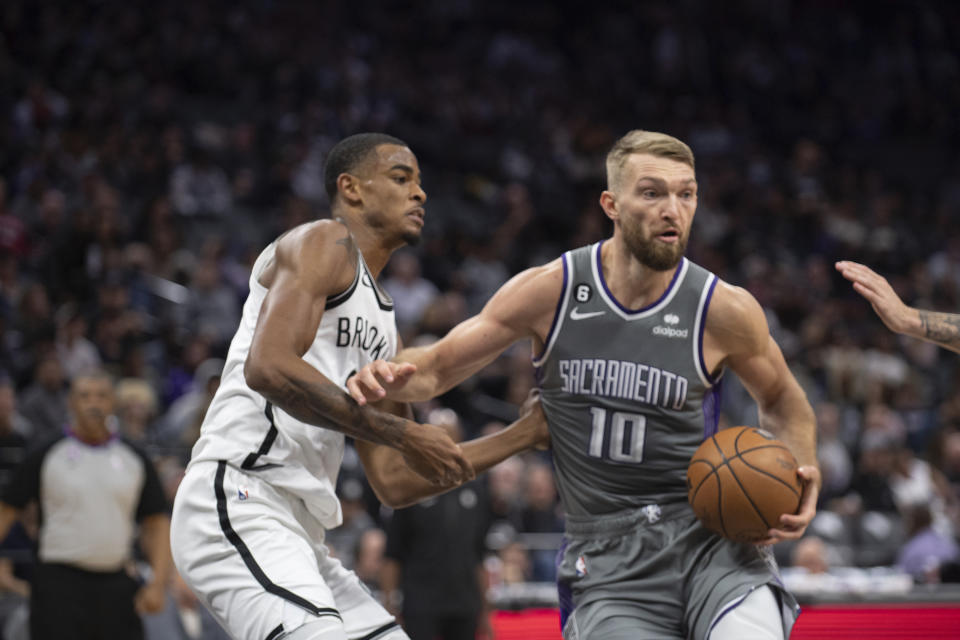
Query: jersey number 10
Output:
[[588, 407, 646, 464]]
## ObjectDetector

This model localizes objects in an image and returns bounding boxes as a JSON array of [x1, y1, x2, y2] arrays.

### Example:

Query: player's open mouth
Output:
[[658, 229, 680, 242], [407, 208, 425, 225]]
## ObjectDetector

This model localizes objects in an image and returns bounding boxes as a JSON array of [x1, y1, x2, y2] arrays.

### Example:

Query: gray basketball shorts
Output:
[[556, 502, 799, 640]]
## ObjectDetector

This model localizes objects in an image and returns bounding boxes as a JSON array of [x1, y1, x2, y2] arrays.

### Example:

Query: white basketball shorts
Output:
[[171, 460, 406, 640]]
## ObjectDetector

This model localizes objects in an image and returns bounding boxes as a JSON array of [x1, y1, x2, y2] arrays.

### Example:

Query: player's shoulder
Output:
[[501, 258, 564, 302], [481, 257, 564, 326], [272, 219, 358, 292], [276, 219, 353, 256], [705, 279, 768, 351], [521, 257, 564, 286], [276, 219, 357, 268]]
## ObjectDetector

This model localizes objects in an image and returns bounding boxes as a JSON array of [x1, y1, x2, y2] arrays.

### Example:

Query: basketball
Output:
[[686, 426, 802, 543]]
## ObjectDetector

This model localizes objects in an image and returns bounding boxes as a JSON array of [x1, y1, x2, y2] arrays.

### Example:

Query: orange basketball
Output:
[[686, 426, 802, 543]]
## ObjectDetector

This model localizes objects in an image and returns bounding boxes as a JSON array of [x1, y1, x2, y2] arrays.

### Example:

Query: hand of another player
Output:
[[401, 422, 476, 487], [759, 465, 821, 545], [134, 580, 167, 615], [835, 261, 919, 335], [518, 389, 550, 451], [346, 360, 418, 405]]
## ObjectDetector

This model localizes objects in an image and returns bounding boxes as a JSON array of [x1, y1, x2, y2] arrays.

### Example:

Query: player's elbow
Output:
[[371, 486, 403, 509], [244, 355, 282, 396], [369, 478, 426, 509]]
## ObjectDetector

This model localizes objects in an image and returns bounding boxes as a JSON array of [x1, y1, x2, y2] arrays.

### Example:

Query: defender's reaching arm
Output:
[[836, 260, 960, 354], [347, 259, 563, 404], [357, 393, 549, 508], [244, 220, 472, 486]]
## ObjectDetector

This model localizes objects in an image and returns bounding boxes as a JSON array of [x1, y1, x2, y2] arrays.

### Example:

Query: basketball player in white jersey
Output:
[[171, 133, 548, 640], [348, 131, 822, 639]]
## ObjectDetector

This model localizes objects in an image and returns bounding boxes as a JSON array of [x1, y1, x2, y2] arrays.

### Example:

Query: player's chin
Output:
[[400, 228, 422, 247]]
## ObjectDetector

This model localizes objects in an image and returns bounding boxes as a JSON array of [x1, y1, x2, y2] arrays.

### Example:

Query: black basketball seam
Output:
[[689, 459, 719, 500], [734, 432, 801, 499], [738, 454, 802, 499], [720, 432, 774, 530], [733, 443, 793, 455], [726, 459, 772, 530], [707, 434, 733, 538]]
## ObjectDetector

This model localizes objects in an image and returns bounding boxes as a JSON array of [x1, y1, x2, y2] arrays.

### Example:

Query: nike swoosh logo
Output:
[[570, 307, 605, 320]]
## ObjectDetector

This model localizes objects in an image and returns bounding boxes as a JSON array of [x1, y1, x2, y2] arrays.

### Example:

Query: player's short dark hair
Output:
[[324, 133, 408, 201]]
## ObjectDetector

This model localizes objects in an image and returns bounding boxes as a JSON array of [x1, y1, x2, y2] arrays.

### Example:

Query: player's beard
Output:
[[622, 220, 686, 271]]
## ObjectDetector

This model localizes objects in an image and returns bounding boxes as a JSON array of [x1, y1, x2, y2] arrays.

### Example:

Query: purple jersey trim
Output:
[[697, 275, 720, 384], [701, 379, 723, 439], [594, 240, 686, 314]]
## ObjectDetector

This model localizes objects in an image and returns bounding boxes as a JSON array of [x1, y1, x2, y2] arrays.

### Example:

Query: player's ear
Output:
[[337, 173, 363, 206], [599, 190, 618, 222]]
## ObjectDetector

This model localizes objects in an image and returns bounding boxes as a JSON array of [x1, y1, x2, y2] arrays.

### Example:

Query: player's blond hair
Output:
[[605, 130, 695, 191]]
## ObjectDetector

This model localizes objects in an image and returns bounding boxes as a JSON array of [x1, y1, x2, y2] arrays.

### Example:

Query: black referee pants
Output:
[[402, 612, 478, 640], [30, 563, 143, 640]]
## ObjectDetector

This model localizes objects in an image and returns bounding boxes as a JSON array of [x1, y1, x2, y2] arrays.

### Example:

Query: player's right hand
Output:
[[347, 360, 417, 405], [835, 261, 919, 335], [401, 421, 476, 487]]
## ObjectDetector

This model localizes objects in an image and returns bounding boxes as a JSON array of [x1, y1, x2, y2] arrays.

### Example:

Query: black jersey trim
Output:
[[265, 624, 284, 640], [214, 461, 343, 621], [352, 622, 401, 640], [359, 253, 394, 312], [325, 256, 363, 311], [241, 403, 283, 471]]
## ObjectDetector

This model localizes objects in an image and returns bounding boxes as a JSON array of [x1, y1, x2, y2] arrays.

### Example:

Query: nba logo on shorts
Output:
[[575, 555, 588, 577], [238, 487, 249, 501]]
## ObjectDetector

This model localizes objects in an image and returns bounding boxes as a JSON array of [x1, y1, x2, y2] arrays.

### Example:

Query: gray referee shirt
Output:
[[3, 431, 167, 572]]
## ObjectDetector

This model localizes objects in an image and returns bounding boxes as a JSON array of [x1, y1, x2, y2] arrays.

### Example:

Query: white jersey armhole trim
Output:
[[693, 273, 723, 388], [532, 252, 571, 368]]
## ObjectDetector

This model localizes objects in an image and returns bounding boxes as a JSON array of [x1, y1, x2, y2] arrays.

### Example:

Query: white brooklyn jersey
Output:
[[187, 240, 398, 529]]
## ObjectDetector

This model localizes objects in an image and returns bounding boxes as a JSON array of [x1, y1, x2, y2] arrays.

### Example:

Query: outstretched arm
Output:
[[358, 393, 549, 508], [706, 282, 820, 544], [836, 260, 960, 354], [244, 221, 471, 487], [348, 260, 563, 404]]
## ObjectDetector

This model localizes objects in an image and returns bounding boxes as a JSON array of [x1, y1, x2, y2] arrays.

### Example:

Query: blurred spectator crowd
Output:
[[1, 0, 960, 635]]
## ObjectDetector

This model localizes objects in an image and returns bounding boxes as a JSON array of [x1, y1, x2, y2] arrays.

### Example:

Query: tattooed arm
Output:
[[836, 261, 960, 354], [244, 221, 473, 486]]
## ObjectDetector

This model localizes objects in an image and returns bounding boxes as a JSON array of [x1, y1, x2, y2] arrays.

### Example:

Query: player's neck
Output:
[[333, 213, 395, 278], [600, 238, 680, 309]]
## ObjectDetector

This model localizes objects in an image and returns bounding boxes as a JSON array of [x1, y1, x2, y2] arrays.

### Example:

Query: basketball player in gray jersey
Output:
[[348, 130, 822, 639]]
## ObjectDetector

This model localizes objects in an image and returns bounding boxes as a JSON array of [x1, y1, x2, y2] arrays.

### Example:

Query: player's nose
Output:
[[412, 182, 426, 204], [662, 194, 682, 219]]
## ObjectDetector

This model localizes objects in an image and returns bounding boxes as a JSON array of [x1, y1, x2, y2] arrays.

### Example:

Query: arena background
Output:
[[1, 0, 959, 638]]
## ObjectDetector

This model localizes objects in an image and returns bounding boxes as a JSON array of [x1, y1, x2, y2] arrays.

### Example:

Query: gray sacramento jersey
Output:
[[187, 239, 398, 529], [535, 241, 723, 517]]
